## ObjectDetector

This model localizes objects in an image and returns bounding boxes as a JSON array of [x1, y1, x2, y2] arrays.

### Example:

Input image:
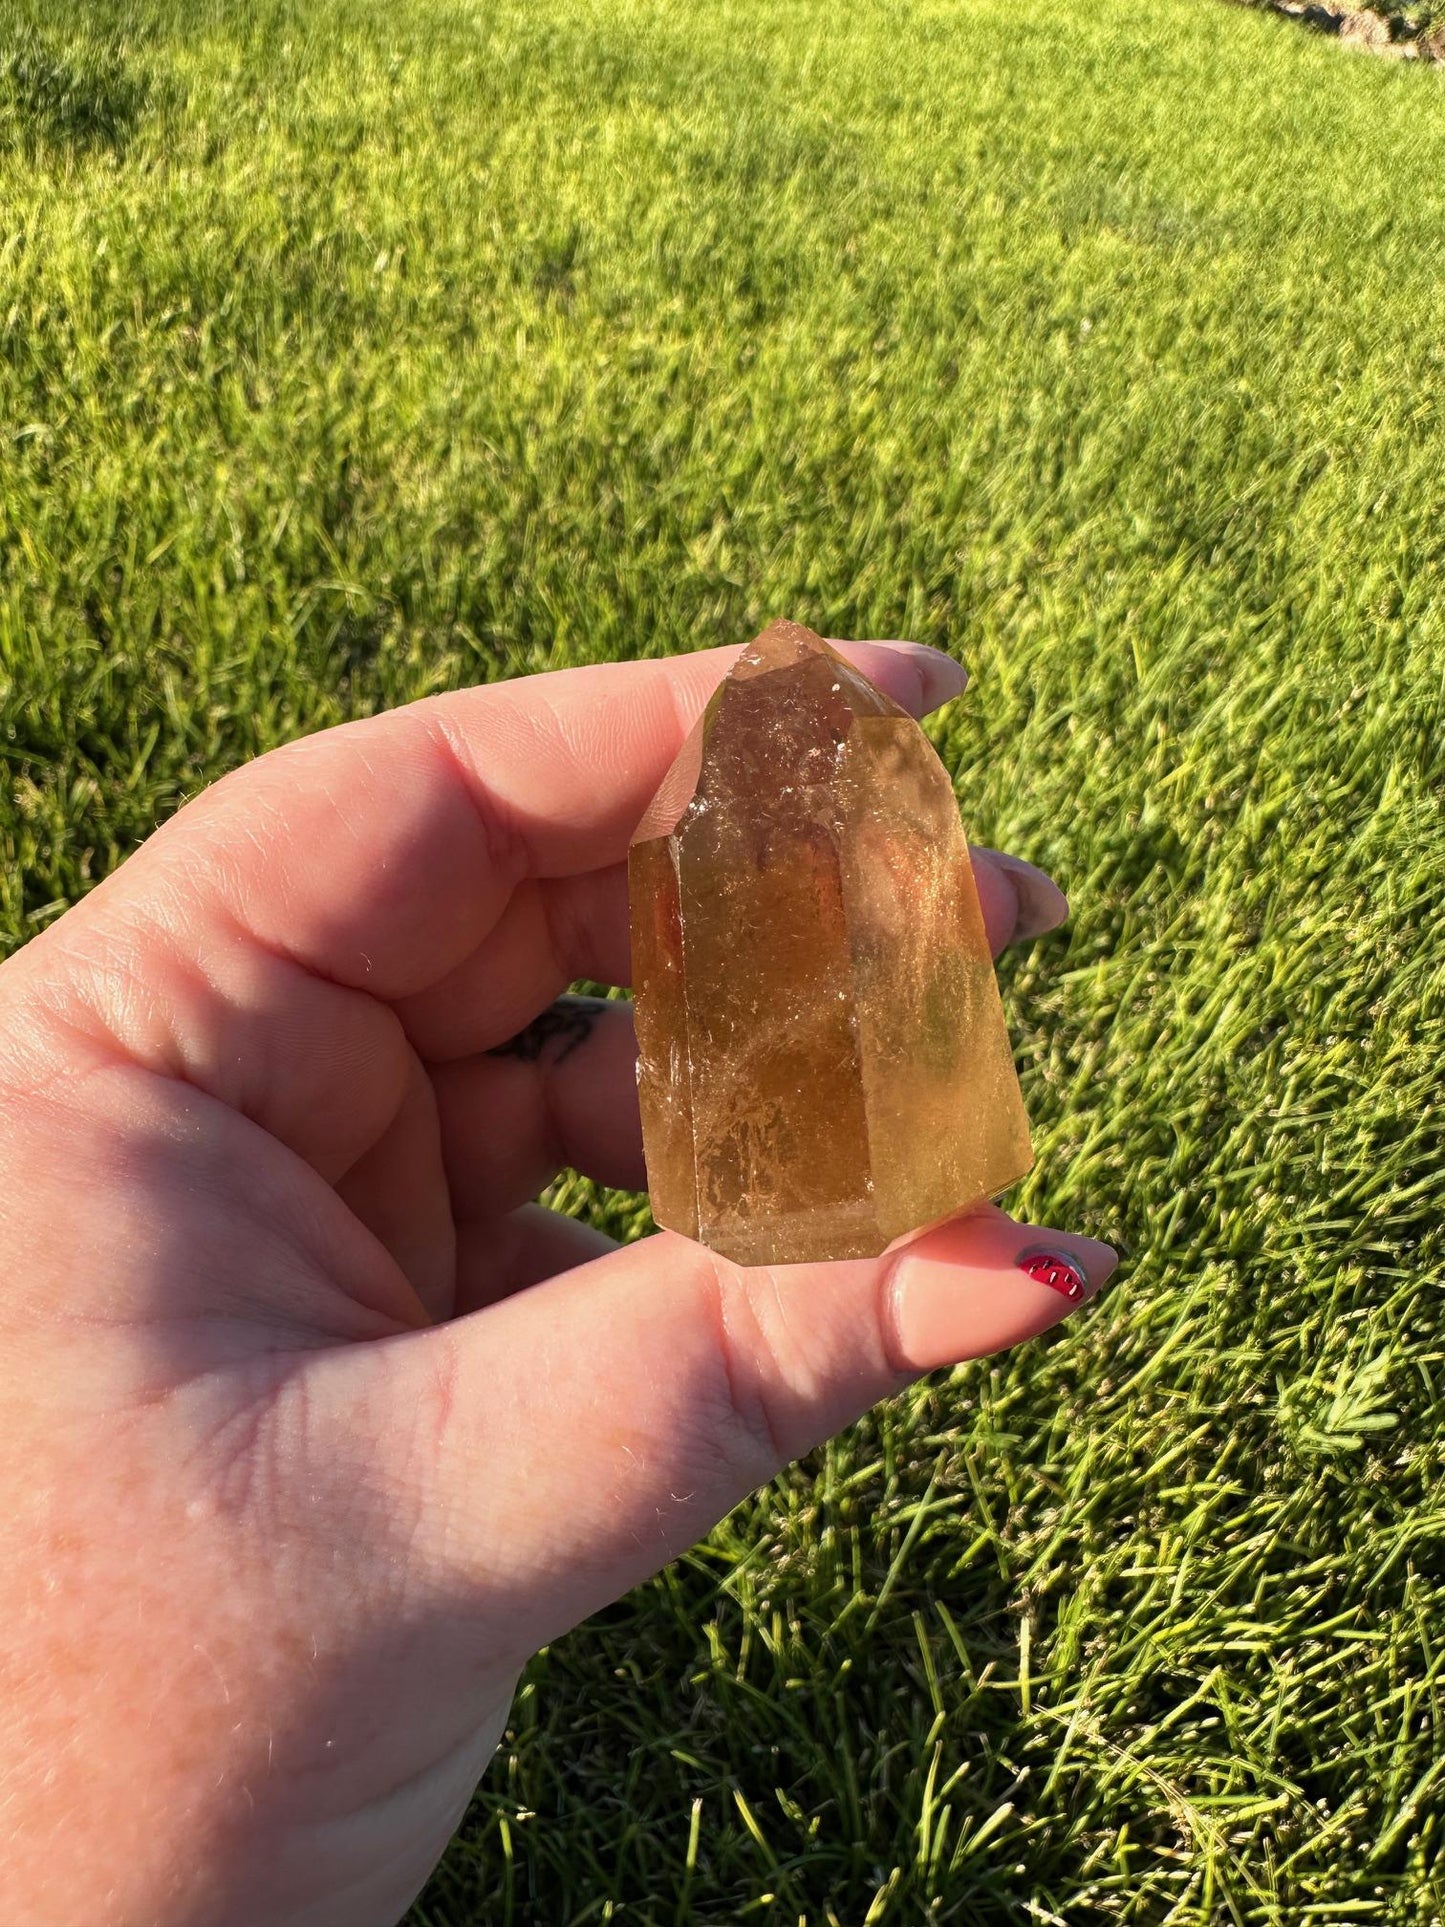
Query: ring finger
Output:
[[433, 825, 1071, 1227]]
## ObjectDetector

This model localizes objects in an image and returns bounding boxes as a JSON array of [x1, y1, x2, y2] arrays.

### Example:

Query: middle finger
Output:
[[401, 846, 1065, 1065]]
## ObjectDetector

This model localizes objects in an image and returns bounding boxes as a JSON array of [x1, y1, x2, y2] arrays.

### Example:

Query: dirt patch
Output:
[[1249, 0, 1445, 60]]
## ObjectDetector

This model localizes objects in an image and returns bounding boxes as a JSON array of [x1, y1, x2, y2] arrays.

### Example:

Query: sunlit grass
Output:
[[2, 0, 1443, 1919]]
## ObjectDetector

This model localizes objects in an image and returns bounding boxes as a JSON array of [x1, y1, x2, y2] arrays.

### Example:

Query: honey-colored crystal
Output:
[[629, 620, 1033, 1266]]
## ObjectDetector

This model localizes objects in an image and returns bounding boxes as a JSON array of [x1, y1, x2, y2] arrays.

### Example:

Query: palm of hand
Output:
[[0, 645, 1108, 1927]]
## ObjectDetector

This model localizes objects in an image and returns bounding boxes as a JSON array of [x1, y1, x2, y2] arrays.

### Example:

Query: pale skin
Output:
[[0, 640, 1115, 1927]]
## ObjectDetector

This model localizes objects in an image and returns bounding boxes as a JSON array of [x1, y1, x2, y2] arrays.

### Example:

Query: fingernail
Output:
[[1016, 1237, 1117, 1303], [885, 1212, 1118, 1369], [893, 642, 968, 710], [982, 849, 1069, 942]]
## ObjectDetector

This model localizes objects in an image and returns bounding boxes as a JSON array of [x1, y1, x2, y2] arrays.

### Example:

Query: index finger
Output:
[[30, 640, 966, 1008]]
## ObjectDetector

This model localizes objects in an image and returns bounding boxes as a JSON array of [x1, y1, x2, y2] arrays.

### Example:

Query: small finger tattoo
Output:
[[488, 996, 610, 1065]]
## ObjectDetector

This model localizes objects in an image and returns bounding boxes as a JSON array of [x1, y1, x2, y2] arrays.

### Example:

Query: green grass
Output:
[[3, 0, 1444, 1919]]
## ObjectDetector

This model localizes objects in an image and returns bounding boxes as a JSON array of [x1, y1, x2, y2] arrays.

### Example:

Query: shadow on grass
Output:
[[410, 1415, 1122, 1926], [0, 24, 158, 157]]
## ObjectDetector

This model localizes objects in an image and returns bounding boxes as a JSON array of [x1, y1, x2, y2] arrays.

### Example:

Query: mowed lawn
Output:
[[3, 0, 1444, 1919]]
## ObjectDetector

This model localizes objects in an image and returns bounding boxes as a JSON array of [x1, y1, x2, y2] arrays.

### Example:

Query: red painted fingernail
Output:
[[1017, 1246, 1090, 1304]]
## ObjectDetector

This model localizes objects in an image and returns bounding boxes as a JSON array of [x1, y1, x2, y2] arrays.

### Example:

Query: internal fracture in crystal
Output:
[[629, 620, 1033, 1266]]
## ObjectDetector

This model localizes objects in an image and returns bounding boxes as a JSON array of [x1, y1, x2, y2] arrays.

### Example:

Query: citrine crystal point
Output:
[[629, 620, 1033, 1268]]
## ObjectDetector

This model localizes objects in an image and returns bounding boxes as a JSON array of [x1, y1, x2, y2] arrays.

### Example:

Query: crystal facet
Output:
[[629, 620, 1033, 1266]]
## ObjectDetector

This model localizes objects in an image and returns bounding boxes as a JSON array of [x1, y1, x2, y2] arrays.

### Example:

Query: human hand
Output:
[[0, 642, 1114, 1926]]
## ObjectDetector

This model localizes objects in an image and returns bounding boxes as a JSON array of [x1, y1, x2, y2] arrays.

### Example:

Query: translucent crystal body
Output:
[[629, 620, 1033, 1266]]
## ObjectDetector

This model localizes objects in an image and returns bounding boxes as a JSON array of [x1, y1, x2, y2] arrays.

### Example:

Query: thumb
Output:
[[346, 1211, 1115, 1650]]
